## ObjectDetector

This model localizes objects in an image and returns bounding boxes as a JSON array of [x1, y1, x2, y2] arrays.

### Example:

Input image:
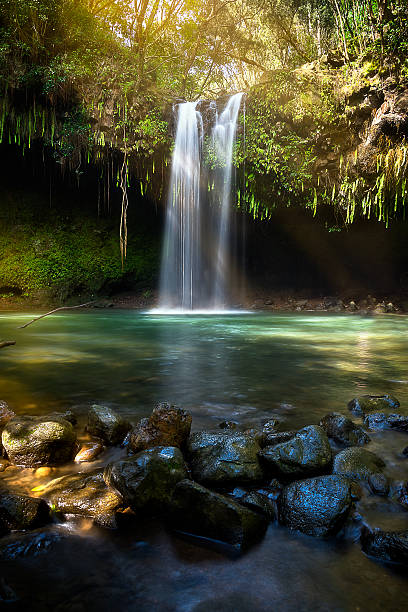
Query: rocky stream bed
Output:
[[0, 394, 407, 610]]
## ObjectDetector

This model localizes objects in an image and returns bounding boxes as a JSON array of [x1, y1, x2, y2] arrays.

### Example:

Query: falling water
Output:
[[212, 92, 244, 308], [158, 102, 203, 310], [157, 94, 243, 312]]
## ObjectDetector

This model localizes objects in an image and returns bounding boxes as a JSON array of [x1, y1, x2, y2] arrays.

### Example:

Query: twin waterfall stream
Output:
[[157, 93, 243, 313]]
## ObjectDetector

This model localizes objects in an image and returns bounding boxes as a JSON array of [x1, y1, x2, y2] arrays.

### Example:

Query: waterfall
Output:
[[212, 92, 244, 308], [158, 102, 203, 311], [157, 94, 242, 313]]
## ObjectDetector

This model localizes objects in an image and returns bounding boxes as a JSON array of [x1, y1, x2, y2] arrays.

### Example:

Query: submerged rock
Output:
[[186, 431, 263, 485], [333, 447, 389, 496], [348, 395, 400, 417], [278, 475, 352, 537], [169, 479, 268, 551], [0, 528, 64, 560], [361, 528, 408, 565], [2, 415, 78, 467], [104, 446, 188, 514], [40, 469, 123, 527], [363, 412, 408, 432], [0, 492, 50, 532], [259, 425, 332, 478], [129, 402, 192, 453], [87, 405, 131, 446], [319, 413, 370, 446]]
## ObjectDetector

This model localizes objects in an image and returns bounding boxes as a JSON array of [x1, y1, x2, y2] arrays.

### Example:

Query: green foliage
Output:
[[0, 217, 159, 299]]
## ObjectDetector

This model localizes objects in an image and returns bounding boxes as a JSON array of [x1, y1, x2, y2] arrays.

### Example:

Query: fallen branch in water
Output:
[[18, 301, 96, 329], [0, 341, 16, 349]]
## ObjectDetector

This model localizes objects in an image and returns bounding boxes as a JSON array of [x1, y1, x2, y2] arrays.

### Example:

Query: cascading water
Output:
[[158, 102, 203, 311], [212, 92, 244, 308], [157, 94, 243, 313]]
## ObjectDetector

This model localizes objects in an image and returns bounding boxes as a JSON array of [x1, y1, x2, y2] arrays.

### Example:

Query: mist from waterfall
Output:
[[157, 94, 243, 313]]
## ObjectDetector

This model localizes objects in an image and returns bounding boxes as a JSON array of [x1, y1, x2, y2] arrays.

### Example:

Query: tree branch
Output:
[[0, 341, 15, 349], [18, 302, 96, 329]]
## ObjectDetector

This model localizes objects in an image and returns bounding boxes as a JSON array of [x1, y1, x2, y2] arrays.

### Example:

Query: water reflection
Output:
[[0, 311, 407, 430]]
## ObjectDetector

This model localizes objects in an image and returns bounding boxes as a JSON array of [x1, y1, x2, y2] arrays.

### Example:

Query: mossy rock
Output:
[[259, 425, 332, 479], [169, 479, 268, 552], [186, 432, 264, 485], [0, 492, 50, 532], [104, 446, 188, 514], [333, 447, 389, 496], [40, 469, 123, 527], [2, 415, 78, 467]]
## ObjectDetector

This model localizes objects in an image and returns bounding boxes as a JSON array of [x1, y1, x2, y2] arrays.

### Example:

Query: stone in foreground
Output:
[[320, 412, 370, 446], [348, 394, 400, 417], [278, 475, 352, 537], [363, 412, 408, 432], [170, 479, 268, 551], [87, 405, 131, 446], [104, 446, 187, 514], [129, 402, 192, 453], [186, 431, 263, 485], [40, 469, 123, 527], [259, 425, 332, 478], [0, 492, 50, 532], [2, 415, 78, 467], [361, 528, 408, 565], [333, 447, 389, 496], [0, 401, 15, 429]]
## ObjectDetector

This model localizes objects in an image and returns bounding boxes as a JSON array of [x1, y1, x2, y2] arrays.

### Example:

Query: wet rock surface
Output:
[[259, 425, 332, 478], [361, 528, 408, 566], [129, 402, 192, 453], [186, 431, 264, 484], [0, 401, 16, 429], [239, 489, 278, 520], [75, 441, 104, 462], [0, 492, 50, 532], [319, 412, 370, 446], [261, 430, 298, 448], [2, 415, 78, 467], [40, 469, 123, 527], [87, 405, 131, 446], [278, 475, 352, 537], [104, 446, 188, 514], [333, 447, 389, 496], [363, 412, 408, 432], [170, 479, 268, 551], [348, 395, 400, 417]]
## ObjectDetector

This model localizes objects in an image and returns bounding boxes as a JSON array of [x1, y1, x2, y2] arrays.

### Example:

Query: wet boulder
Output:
[[348, 395, 400, 417], [278, 475, 352, 537], [2, 415, 78, 467], [128, 402, 192, 453], [0, 492, 50, 532], [186, 431, 264, 485], [319, 412, 370, 446], [259, 425, 332, 478], [40, 469, 123, 527], [169, 479, 268, 551], [104, 446, 188, 514], [363, 412, 408, 432], [87, 405, 131, 446], [333, 447, 389, 496], [0, 401, 15, 429], [361, 528, 408, 565]]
